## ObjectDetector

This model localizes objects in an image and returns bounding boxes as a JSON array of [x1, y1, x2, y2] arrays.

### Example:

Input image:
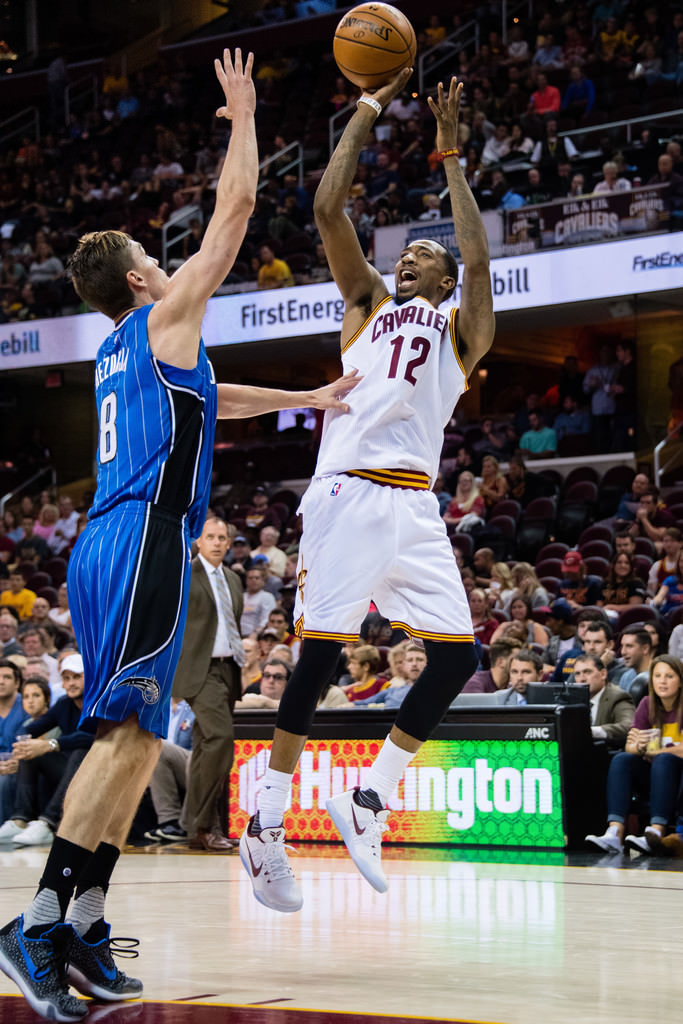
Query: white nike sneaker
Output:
[[0, 819, 25, 842], [585, 825, 623, 855], [239, 818, 303, 913], [326, 789, 389, 893], [13, 820, 54, 846]]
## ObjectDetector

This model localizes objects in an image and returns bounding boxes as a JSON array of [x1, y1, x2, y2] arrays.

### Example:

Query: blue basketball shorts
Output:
[[68, 501, 192, 739]]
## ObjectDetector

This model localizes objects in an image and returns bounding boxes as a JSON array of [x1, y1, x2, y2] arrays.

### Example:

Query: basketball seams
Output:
[[335, 57, 409, 81], [334, 34, 409, 58]]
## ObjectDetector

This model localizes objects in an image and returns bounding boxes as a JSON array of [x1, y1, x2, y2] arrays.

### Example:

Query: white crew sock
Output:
[[257, 767, 294, 828], [361, 735, 416, 806]]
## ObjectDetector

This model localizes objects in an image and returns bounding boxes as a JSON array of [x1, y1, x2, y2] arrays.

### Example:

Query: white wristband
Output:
[[357, 95, 382, 116]]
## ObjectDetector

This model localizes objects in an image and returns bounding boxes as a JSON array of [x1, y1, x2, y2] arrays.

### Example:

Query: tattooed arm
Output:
[[314, 68, 411, 341], [428, 78, 495, 376]]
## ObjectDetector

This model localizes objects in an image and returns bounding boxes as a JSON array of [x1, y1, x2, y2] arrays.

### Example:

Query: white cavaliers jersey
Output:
[[315, 295, 468, 484]]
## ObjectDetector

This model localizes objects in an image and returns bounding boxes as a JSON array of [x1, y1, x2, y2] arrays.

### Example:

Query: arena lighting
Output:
[[478, 367, 488, 381]]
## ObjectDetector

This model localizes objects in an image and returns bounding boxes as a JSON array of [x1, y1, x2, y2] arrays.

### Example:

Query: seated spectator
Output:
[[519, 410, 557, 459], [340, 645, 388, 703], [240, 567, 277, 637], [615, 472, 651, 523], [618, 626, 655, 694], [597, 17, 628, 68], [354, 644, 427, 708], [488, 562, 516, 611], [670, 624, 683, 660], [469, 589, 499, 645], [503, 649, 544, 704], [504, 455, 543, 508], [0, 571, 36, 621], [375, 640, 410, 689], [236, 657, 291, 709], [491, 171, 525, 210], [489, 593, 549, 646], [542, 599, 578, 665], [532, 34, 565, 70], [20, 628, 63, 703], [243, 488, 282, 533], [481, 124, 511, 165], [586, 656, 683, 855], [461, 637, 522, 693], [652, 548, 683, 617], [145, 696, 195, 842], [478, 455, 508, 513], [567, 173, 586, 197], [0, 609, 23, 657], [240, 636, 263, 693], [318, 679, 351, 708], [13, 516, 50, 566], [627, 487, 676, 548], [48, 583, 72, 633], [226, 534, 254, 582], [0, 653, 95, 845], [445, 445, 475, 493], [528, 72, 561, 118], [257, 244, 293, 290], [647, 153, 683, 207], [553, 395, 591, 442], [551, 607, 608, 681], [0, 659, 24, 822], [597, 553, 647, 614], [649, 529, 682, 597], [505, 123, 534, 160], [33, 504, 59, 547], [3, 509, 23, 544], [582, 620, 625, 685], [472, 546, 495, 588], [531, 119, 579, 169], [561, 65, 595, 123], [504, 24, 530, 65], [510, 562, 551, 609], [594, 161, 632, 194], [431, 472, 452, 516], [252, 526, 287, 578], [557, 551, 603, 609], [264, 608, 299, 661], [573, 653, 635, 747], [443, 472, 486, 527]]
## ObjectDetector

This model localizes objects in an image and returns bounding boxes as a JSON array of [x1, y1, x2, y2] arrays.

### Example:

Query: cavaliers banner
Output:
[[504, 183, 671, 248], [229, 737, 565, 847]]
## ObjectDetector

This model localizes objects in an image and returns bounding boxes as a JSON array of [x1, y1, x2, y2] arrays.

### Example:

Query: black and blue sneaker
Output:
[[67, 924, 143, 1002], [0, 915, 88, 1022]]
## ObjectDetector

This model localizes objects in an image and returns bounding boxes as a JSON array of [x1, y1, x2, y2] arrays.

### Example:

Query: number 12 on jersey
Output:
[[99, 392, 118, 463], [387, 334, 431, 385]]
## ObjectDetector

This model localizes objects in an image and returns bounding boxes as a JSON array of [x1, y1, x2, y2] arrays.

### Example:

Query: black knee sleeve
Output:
[[275, 638, 342, 736], [394, 640, 479, 743]]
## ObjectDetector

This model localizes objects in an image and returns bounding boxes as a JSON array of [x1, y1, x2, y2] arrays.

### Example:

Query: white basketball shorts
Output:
[[293, 473, 474, 644]]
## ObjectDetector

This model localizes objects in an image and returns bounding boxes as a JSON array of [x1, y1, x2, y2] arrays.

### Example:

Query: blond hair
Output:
[[67, 230, 137, 319]]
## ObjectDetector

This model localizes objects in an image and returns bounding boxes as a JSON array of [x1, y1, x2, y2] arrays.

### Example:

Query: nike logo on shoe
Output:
[[351, 802, 367, 836], [16, 928, 49, 982], [247, 844, 263, 877], [92, 954, 117, 982]]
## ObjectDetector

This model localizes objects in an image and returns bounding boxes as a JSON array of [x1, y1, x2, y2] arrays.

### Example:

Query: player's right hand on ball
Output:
[[364, 66, 413, 111]]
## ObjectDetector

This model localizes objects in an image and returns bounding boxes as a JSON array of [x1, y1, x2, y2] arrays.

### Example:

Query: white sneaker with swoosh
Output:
[[239, 818, 303, 913], [326, 789, 389, 893]]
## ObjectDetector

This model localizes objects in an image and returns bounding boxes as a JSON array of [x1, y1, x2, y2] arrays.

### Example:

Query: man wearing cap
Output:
[[0, 654, 96, 846], [240, 566, 276, 637], [172, 516, 244, 852], [557, 551, 602, 608], [226, 534, 254, 583]]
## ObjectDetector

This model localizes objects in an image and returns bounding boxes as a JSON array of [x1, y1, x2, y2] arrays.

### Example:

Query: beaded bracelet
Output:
[[438, 147, 461, 161], [357, 96, 382, 116]]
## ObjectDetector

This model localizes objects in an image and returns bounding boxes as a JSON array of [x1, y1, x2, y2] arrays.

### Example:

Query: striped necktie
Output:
[[214, 569, 246, 667]]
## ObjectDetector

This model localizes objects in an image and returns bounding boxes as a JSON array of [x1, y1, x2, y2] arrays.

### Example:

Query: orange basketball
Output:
[[333, 3, 416, 90]]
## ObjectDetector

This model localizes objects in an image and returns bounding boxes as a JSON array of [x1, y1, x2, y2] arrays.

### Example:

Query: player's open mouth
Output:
[[398, 269, 417, 283]]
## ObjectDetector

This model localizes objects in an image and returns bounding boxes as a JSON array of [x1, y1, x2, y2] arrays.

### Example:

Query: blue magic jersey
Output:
[[88, 305, 217, 538]]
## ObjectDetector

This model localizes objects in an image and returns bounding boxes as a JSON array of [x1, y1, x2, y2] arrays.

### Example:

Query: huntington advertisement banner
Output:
[[1, 230, 682, 371], [504, 183, 671, 247], [229, 737, 565, 847]]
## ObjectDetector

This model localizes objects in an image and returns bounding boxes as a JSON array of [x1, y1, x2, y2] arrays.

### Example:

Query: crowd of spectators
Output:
[[0, 3, 682, 323]]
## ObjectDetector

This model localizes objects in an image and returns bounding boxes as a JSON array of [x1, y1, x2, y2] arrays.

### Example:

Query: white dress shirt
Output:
[[198, 554, 239, 659]]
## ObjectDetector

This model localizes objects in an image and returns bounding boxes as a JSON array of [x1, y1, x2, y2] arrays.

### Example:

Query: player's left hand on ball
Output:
[[309, 369, 362, 412], [215, 47, 256, 119]]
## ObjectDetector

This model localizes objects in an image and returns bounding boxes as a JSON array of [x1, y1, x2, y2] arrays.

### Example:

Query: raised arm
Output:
[[313, 68, 411, 339], [216, 369, 360, 419], [427, 79, 495, 376], [148, 49, 258, 367]]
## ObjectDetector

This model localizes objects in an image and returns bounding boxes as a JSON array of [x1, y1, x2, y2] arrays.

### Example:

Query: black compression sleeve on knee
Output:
[[394, 640, 479, 743], [275, 638, 343, 736]]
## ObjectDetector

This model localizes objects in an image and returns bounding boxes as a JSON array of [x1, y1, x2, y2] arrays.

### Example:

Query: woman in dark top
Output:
[[597, 552, 646, 614]]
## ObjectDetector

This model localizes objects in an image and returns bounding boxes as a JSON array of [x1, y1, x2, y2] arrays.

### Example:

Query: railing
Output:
[[0, 467, 57, 517], [257, 141, 304, 191], [0, 106, 40, 149], [64, 75, 99, 126], [417, 20, 480, 94], [161, 204, 202, 271], [559, 107, 683, 146], [654, 420, 683, 488], [329, 100, 355, 160]]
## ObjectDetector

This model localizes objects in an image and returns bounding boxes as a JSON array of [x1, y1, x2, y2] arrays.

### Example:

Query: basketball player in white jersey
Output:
[[240, 73, 495, 912]]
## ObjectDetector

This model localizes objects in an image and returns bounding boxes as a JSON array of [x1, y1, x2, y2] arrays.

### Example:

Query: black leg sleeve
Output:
[[394, 641, 479, 743], [275, 638, 343, 736]]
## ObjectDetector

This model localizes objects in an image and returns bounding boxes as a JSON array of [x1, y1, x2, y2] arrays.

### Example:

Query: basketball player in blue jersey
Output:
[[0, 50, 358, 1021], [241, 73, 495, 912]]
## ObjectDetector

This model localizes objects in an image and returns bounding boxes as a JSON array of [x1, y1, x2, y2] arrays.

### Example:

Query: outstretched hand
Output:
[[215, 48, 256, 120], [427, 77, 463, 151], [362, 66, 413, 112], [307, 369, 362, 413]]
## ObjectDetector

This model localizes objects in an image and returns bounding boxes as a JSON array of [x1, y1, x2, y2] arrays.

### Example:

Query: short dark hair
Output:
[[0, 606, 20, 625], [67, 230, 137, 319], [574, 652, 606, 672], [585, 620, 613, 641], [510, 649, 542, 673], [263, 657, 292, 682], [576, 608, 607, 625], [21, 674, 51, 704], [0, 658, 22, 687], [489, 637, 522, 666], [621, 626, 652, 649]]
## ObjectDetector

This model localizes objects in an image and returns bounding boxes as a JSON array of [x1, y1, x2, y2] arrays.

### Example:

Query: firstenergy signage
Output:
[[229, 737, 565, 847], [2, 231, 681, 370]]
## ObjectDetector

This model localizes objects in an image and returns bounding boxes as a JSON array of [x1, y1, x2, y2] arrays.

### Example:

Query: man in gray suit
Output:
[[573, 653, 635, 748], [173, 516, 245, 852]]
